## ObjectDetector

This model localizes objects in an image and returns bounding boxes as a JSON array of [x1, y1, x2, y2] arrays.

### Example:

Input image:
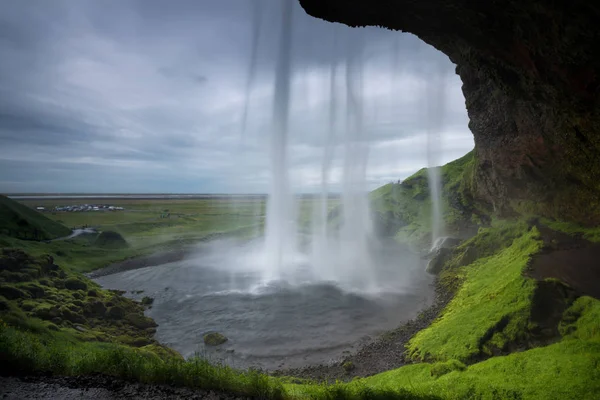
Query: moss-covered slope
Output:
[[0, 249, 171, 355], [0, 195, 71, 240], [370, 150, 485, 248]]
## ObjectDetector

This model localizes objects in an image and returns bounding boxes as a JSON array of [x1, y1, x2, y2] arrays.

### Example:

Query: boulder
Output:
[[426, 248, 453, 275], [107, 306, 125, 319], [65, 278, 87, 291], [203, 332, 228, 346], [0, 285, 29, 300]]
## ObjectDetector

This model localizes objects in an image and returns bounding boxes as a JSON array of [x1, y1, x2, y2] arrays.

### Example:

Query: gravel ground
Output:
[[0, 375, 249, 400]]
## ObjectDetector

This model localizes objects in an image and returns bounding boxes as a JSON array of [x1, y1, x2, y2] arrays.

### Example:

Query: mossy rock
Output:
[[141, 296, 154, 305], [38, 278, 50, 286], [33, 304, 60, 320], [107, 306, 126, 319], [0, 295, 9, 311], [59, 305, 85, 324], [85, 300, 107, 317], [140, 344, 184, 361], [64, 278, 87, 291], [21, 267, 40, 278], [72, 299, 84, 308], [0, 285, 30, 300], [72, 291, 85, 300], [0, 271, 29, 283], [94, 231, 129, 249], [203, 332, 228, 346], [45, 322, 60, 331], [20, 300, 38, 311], [124, 313, 157, 330], [87, 289, 98, 297], [342, 361, 355, 372], [20, 283, 45, 299]]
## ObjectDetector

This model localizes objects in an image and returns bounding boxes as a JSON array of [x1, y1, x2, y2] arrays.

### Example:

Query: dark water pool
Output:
[[95, 239, 433, 370]]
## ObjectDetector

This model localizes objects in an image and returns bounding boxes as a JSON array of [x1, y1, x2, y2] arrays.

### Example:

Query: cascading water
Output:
[[425, 63, 447, 249], [263, 0, 296, 281]]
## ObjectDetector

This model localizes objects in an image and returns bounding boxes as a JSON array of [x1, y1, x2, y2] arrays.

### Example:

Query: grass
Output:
[[0, 195, 71, 240], [2, 179, 600, 398], [369, 150, 480, 249], [408, 223, 542, 361], [540, 218, 600, 242], [0, 322, 286, 399]]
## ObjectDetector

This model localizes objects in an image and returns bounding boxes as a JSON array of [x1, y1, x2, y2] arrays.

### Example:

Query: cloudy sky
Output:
[[0, 0, 473, 194]]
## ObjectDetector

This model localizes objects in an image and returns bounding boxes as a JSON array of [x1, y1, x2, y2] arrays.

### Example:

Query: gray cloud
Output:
[[0, 0, 472, 194]]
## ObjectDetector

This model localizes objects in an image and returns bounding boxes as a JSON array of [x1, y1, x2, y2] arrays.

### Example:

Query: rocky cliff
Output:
[[298, 0, 600, 224]]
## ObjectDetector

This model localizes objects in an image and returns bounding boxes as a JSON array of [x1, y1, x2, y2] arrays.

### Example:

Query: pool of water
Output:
[[95, 238, 433, 370]]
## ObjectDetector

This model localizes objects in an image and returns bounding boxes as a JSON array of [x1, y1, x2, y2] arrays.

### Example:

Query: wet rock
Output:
[[203, 332, 228, 346], [342, 361, 355, 372], [426, 248, 453, 275], [141, 296, 154, 305]]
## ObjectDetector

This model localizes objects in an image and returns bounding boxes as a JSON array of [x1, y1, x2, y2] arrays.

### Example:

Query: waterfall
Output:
[[425, 63, 447, 248], [263, 0, 296, 281]]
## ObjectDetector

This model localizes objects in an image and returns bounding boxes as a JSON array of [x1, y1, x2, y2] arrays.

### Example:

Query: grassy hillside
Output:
[[0, 195, 71, 240], [370, 150, 485, 249]]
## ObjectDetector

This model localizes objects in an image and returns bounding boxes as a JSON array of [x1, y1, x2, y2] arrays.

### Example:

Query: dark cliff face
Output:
[[298, 0, 600, 224]]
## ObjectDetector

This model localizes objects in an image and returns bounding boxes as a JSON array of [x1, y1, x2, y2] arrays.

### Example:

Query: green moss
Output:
[[124, 313, 157, 330], [0, 285, 30, 300], [429, 359, 466, 378], [559, 296, 600, 340], [369, 150, 482, 249], [541, 218, 600, 242], [64, 277, 87, 291], [408, 225, 542, 361]]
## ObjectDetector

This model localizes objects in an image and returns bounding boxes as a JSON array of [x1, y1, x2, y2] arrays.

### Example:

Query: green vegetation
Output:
[[2, 163, 600, 399], [370, 151, 482, 249], [0, 195, 71, 240], [408, 224, 542, 361], [541, 218, 600, 242], [94, 231, 129, 249]]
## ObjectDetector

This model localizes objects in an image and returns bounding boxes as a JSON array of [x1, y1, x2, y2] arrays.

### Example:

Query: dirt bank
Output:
[[528, 225, 600, 300]]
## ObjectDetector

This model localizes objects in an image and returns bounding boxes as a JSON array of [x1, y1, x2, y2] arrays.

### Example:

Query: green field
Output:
[[2, 197, 338, 273]]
